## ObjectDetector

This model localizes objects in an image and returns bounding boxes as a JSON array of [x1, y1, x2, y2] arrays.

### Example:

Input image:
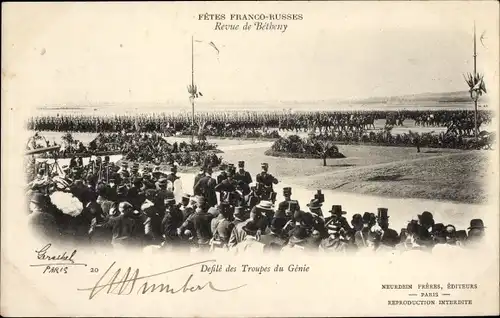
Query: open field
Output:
[[292, 151, 491, 204], [220, 143, 490, 204]]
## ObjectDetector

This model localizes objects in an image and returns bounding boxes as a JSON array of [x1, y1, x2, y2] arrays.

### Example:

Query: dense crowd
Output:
[[270, 135, 343, 159], [319, 129, 495, 150], [27, 158, 486, 254], [170, 126, 281, 139], [270, 128, 493, 156], [30, 132, 223, 167], [27, 109, 493, 136]]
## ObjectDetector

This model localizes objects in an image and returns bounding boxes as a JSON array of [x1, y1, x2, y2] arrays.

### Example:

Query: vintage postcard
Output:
[[1, 1, 499, 317]]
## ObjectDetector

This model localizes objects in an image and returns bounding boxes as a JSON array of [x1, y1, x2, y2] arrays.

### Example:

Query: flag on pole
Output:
[[208, 41, 220, 55], [464, 72, 487, 101], [194, 39, 221, 61]]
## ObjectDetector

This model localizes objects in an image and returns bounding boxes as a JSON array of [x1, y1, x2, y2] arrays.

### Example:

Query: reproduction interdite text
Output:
[[381, 283, 477, 306], [198, 13, 304, 33]]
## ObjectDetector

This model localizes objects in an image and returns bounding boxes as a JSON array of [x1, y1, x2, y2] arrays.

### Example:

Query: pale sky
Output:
[[2, 1, 499, 108]]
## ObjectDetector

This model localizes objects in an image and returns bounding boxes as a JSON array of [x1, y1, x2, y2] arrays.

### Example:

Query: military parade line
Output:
[[27, 109, 494, 150], [26, 154, 487, 254]]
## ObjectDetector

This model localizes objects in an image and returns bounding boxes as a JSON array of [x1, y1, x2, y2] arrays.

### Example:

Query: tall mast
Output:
[[473, 21, 477, 76], [473, 21, 478, 140], [191, 35, 195, 143]]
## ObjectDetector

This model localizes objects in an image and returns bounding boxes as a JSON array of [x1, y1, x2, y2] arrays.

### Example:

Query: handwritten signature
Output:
[[77, 260, 247, 300], [30, 243, 87, 267]]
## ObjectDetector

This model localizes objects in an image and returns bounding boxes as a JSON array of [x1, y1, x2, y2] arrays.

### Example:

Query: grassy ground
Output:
[[221, 144, 490, 204], [291, 151, 490, 204], [221, 144, 463, 178]]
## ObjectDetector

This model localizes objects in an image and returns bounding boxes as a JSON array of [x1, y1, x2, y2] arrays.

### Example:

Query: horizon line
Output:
[[39, 89, 483, 108]]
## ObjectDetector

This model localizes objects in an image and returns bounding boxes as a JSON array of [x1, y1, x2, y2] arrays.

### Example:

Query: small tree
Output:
[[196, 119, 207, 144], [408, 130, 421, 153], [317, 139, 339, 166]]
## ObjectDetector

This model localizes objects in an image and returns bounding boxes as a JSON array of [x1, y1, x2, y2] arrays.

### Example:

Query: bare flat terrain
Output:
[[220, 143, 489, 204]]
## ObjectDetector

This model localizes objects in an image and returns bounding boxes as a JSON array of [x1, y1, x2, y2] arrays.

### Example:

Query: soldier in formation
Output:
[[28, 110, 492, 140]]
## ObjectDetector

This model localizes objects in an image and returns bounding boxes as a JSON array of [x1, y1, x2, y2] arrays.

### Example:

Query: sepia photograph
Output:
[[2, 1, 499, 316]]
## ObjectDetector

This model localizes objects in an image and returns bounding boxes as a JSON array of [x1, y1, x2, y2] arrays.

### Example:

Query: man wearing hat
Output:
[[351, 214, 363, 232], [107, 173, 120, 200], [166, 165, 180, 190], [319, 223, 348, 253], [210, 203, 225, 235], [161, 191, 183, 245], [111, 201, 146, 249], [232, 205, 247, 227], [153, 176, 169, 209], [127, 177, 145, 211], [28, 192, 62, 242], [255, 163, 279, 203], [178, 194, 194, 220], [120, 170, 131, 186], [281, 201, 301, 236], [376, 208, 399, 247], [96, 183, 115, 217], [443, 224, 458, 245], [228, 202, 269, 247], [179, 197, 214, 249], [260, 218, 287, 252], [362, 225, 388, 253], [216, 163, 228, 185], [115, 185, 129, 205], [192, 166, 204, 188], [193, 166, 217, 208], [130, 162, 140, 179], [430, 223, 446, 244], [210, 202, 235, 250], [418, 211, 435, 235], [281, 226, 312, 254], [234, 220, 265, 254], [325, 205, 351, 232], [214, 170, 238, 203], [307, 198, 324, 218], [254, 200, 275, 232], [142, 198, 163, 245], [141, 173, 156, 190], [244, 185, 261, 210], [88, 209, 114, 247], [277, 187, 293, 215], [233, 161, 252, 187], [306, 199, 327, 238], [466, 219, 486, 245]]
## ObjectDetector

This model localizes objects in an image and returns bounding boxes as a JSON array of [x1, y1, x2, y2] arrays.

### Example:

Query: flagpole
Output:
[[473, 21, 479, 140], [191, 35, 195, 143]]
